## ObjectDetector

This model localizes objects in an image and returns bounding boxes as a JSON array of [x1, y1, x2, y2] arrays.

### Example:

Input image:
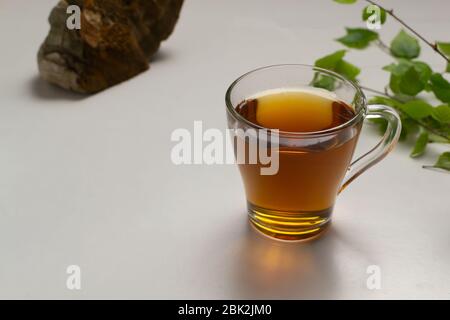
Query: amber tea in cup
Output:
[[226, 65, 401, 241]]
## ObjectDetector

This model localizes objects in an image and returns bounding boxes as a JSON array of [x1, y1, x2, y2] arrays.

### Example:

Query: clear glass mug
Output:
[[226, 64, 401, 241]]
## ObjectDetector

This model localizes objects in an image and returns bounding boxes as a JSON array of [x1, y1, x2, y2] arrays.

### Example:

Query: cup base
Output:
[[247, 203, 332, 242]]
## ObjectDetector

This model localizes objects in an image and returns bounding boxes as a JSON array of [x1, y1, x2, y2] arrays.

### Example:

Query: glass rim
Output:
[[225, 64, 367, 137]]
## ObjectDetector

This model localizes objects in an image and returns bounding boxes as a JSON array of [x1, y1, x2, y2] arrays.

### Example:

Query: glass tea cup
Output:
[[226, 64, 401, 241]]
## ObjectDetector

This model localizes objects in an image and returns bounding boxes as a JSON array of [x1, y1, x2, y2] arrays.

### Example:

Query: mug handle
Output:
[[339, 104, 402, 192]]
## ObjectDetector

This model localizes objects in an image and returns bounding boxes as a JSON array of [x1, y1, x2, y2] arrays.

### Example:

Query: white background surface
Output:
[[0, 0, 449, 299]]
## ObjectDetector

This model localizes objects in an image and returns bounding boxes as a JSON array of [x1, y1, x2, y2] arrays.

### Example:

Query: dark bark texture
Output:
[[38, 0, 184, 93]]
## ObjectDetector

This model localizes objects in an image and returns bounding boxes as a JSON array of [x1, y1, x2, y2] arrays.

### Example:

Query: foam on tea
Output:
[[235, 88, 356, 132]]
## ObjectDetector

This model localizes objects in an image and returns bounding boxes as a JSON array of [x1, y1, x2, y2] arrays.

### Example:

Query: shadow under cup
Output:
[[226, 64, 401, 241]]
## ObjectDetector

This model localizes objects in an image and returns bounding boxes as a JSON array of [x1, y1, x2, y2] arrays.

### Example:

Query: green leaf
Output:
[[390, 30, 421, 59], [435, 152, 450, 170], [315, 50, 346, 70], [429, 73, 450, 103], [411, 61, 433, 83], [400, 117, 419, 140], [421, 115, 450, 141], [425, 152, 450, 171], [388, 66, 424, 96], [336, 28, 378, 49], [431, 104, 450, 124], [399, 67, 424, 96], [436, 42, 450, 57], [362, 5, 387, 24], [312, 74, 336, 91], [410, 131, 428, 158], [383, 61, 409, 75], [335, 60, 361, 80], [383, 60, 432, 96], [314, 50, 360, 81], [437, 43, 450, 73], [368, 94, 423, 140], [383, 62, 409, 94], [334, 0, 357, 4], [401, 100, 433, 120], [368, 96, 402, 109], [428, 133, 450, 143]]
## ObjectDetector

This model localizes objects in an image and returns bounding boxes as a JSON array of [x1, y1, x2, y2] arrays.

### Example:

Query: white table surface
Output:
[[0, 0, 449, 299]]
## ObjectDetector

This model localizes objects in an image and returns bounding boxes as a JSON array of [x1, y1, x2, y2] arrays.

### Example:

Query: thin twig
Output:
[[375, 39, 391, 56], [359, 85, 407, 102], [359, 85, 388, 97], [365, 0, 450, 63]]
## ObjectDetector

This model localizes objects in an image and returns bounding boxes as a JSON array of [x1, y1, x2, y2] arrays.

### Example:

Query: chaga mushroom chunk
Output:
[[38, 0, 184, 93]]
